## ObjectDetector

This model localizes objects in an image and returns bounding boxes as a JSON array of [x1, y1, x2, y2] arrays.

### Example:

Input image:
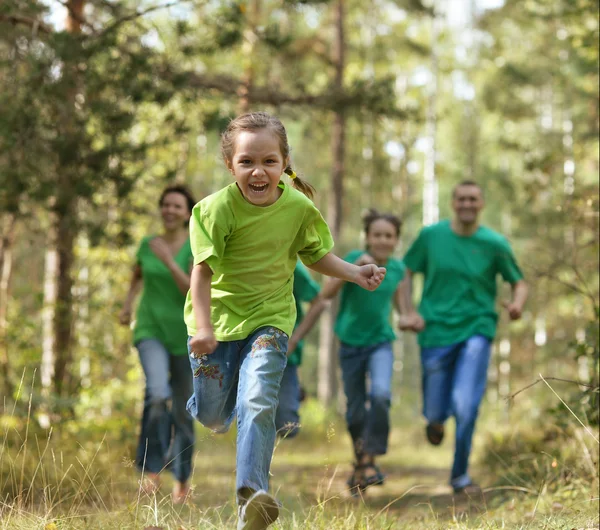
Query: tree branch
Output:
[[507, 376, 597, 402], [96, 0, 192, 38], [178, 70, 408, 116], [0, 14, 52, 34]]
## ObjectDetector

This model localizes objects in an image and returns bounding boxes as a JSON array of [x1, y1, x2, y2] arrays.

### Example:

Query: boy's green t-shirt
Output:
[[133, 236, 192, 356], [403, 220, 524, 348], [334, 250, 406, 347], [289, 261, 321, 367], [184, 182, 334, 341]]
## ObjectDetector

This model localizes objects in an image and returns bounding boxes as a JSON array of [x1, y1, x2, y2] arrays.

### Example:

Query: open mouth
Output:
[[248, 182, 269, 194]]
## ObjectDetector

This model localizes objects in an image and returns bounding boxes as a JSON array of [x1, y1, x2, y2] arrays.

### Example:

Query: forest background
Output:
[[0, 0, 598, 528]]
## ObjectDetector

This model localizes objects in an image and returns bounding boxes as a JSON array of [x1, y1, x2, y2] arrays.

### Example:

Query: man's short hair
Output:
[[452, 180, 484, 199]]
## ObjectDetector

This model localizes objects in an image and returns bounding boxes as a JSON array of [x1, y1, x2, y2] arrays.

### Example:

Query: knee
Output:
[[452, 394, 479, 425], [186, 397, 230, 433], [369, 391, 391, 409]]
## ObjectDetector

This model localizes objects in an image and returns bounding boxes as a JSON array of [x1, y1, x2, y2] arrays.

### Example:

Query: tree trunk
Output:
[[53, 195, 77, 397], [318, 0, 345, 407], [52, 0, 84, 398], [42, 228, 58, 396], [239, 0, 261, 113], [0, 213, 17, 398], [422, 14, 439, 226]]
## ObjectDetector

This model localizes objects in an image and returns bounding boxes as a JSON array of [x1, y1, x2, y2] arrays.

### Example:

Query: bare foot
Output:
[[172, 481, 190, 504], [140, 472, 160, 495]]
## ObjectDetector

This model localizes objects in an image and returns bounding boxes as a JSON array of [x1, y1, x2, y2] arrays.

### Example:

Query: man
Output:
[[398, 180, 528, 493]]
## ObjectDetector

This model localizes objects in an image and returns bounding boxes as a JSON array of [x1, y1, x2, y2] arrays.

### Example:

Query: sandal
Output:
[[360, 463, 385, 487], [426, 423, 444, 446], [347, 463, 364, 495], [347, 462, 385, 494]]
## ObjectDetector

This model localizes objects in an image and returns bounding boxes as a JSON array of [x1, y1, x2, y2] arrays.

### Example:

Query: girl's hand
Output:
[[189, 328, 218, 357], [354, 264, 386, 291], [149, 237, 175, 266]]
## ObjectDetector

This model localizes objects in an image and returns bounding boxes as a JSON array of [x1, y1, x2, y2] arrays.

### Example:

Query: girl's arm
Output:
[[307, 252, 385, 291], [119, 265, 143, 325], [188, 262, 218, 356]]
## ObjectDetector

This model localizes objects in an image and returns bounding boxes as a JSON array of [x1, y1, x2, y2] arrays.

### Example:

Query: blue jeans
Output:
[[421, 334, 492, 489], [275, 363, 301, 438], [187, 327, 288, 502], [135, 339, 195, 483], [340, 342, 394, 456]]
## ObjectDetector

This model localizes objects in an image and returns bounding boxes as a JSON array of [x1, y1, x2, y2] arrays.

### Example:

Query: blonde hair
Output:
[[220, 111, 315, 199]]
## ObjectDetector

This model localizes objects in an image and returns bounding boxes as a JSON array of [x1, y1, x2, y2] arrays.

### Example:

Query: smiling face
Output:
[[366, 219, 399, 263], [160, 191, 192, 231], [452, 184, 484, 226], [227, 128, 287, 207]]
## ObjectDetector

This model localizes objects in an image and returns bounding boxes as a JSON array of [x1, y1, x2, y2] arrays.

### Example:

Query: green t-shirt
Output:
[[334, 250, 406, 347], [133, 236, 192, 356], [184, 182, 334, 341], [403, 220, 524, 348], [289, 261, 321, 366]]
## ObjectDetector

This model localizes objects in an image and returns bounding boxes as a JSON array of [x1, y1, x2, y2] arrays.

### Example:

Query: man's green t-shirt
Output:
[[403, 220, 524, 348], [133, 236, 192, 356], [289, 261, 321, 367], [183, 182, 334, 341], [335, 250, 406, 347]]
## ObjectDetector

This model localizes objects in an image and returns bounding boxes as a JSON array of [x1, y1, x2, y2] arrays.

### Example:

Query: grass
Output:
[[0, 389, 598, 529]]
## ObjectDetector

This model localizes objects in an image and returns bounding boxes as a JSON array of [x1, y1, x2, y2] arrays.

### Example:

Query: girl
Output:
[[184, 112, 386, 530], [318, 209, 405, 493], [119, 184, 196, 504]]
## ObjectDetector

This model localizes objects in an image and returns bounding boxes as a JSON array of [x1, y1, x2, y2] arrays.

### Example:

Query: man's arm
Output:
[[504, 279, 528, 320], [396, 268, 425, 332]]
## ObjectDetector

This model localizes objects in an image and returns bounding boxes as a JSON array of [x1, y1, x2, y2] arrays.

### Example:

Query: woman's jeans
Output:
[[135, 338, 195, 483], [420, 334, 492, 489], [340, 341, 394, 457], [187, 327, 288, 502]]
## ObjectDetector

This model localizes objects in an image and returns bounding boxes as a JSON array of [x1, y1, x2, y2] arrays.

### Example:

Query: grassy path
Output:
[[1, 400, 598, 529]]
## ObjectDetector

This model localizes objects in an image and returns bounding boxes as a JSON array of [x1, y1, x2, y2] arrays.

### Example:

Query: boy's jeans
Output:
[[187, 327, 288, 501], [420, 334, 492, 489], [135, 338, 195, 483], [339, 341, 394, 456], [275, 363, 301, 438]]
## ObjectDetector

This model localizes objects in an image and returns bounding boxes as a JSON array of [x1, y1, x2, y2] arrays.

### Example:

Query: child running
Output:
[[317, 209, 405, 494], [183, 112, 386, 530]]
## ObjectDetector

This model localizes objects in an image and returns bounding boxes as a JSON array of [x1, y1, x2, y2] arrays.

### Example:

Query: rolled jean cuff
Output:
[[450, 473, 472, 489]]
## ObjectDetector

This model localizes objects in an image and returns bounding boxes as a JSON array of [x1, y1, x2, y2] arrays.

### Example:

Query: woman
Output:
[[119, 184, 196, 503]]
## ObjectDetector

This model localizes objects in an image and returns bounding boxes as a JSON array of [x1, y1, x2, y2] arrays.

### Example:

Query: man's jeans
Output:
[[339, 341, 394, 456], [135, 338, 195, 483], [187, 327, 287, 501], [275, 363, 301, 438], [421, 334, 492, 489]]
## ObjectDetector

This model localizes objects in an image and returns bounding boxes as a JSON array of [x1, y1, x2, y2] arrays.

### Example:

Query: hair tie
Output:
[[288, 170, 297, 180]]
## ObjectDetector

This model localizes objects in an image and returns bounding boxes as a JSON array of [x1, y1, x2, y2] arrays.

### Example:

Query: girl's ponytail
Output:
[[285, 166, 315, 200]]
